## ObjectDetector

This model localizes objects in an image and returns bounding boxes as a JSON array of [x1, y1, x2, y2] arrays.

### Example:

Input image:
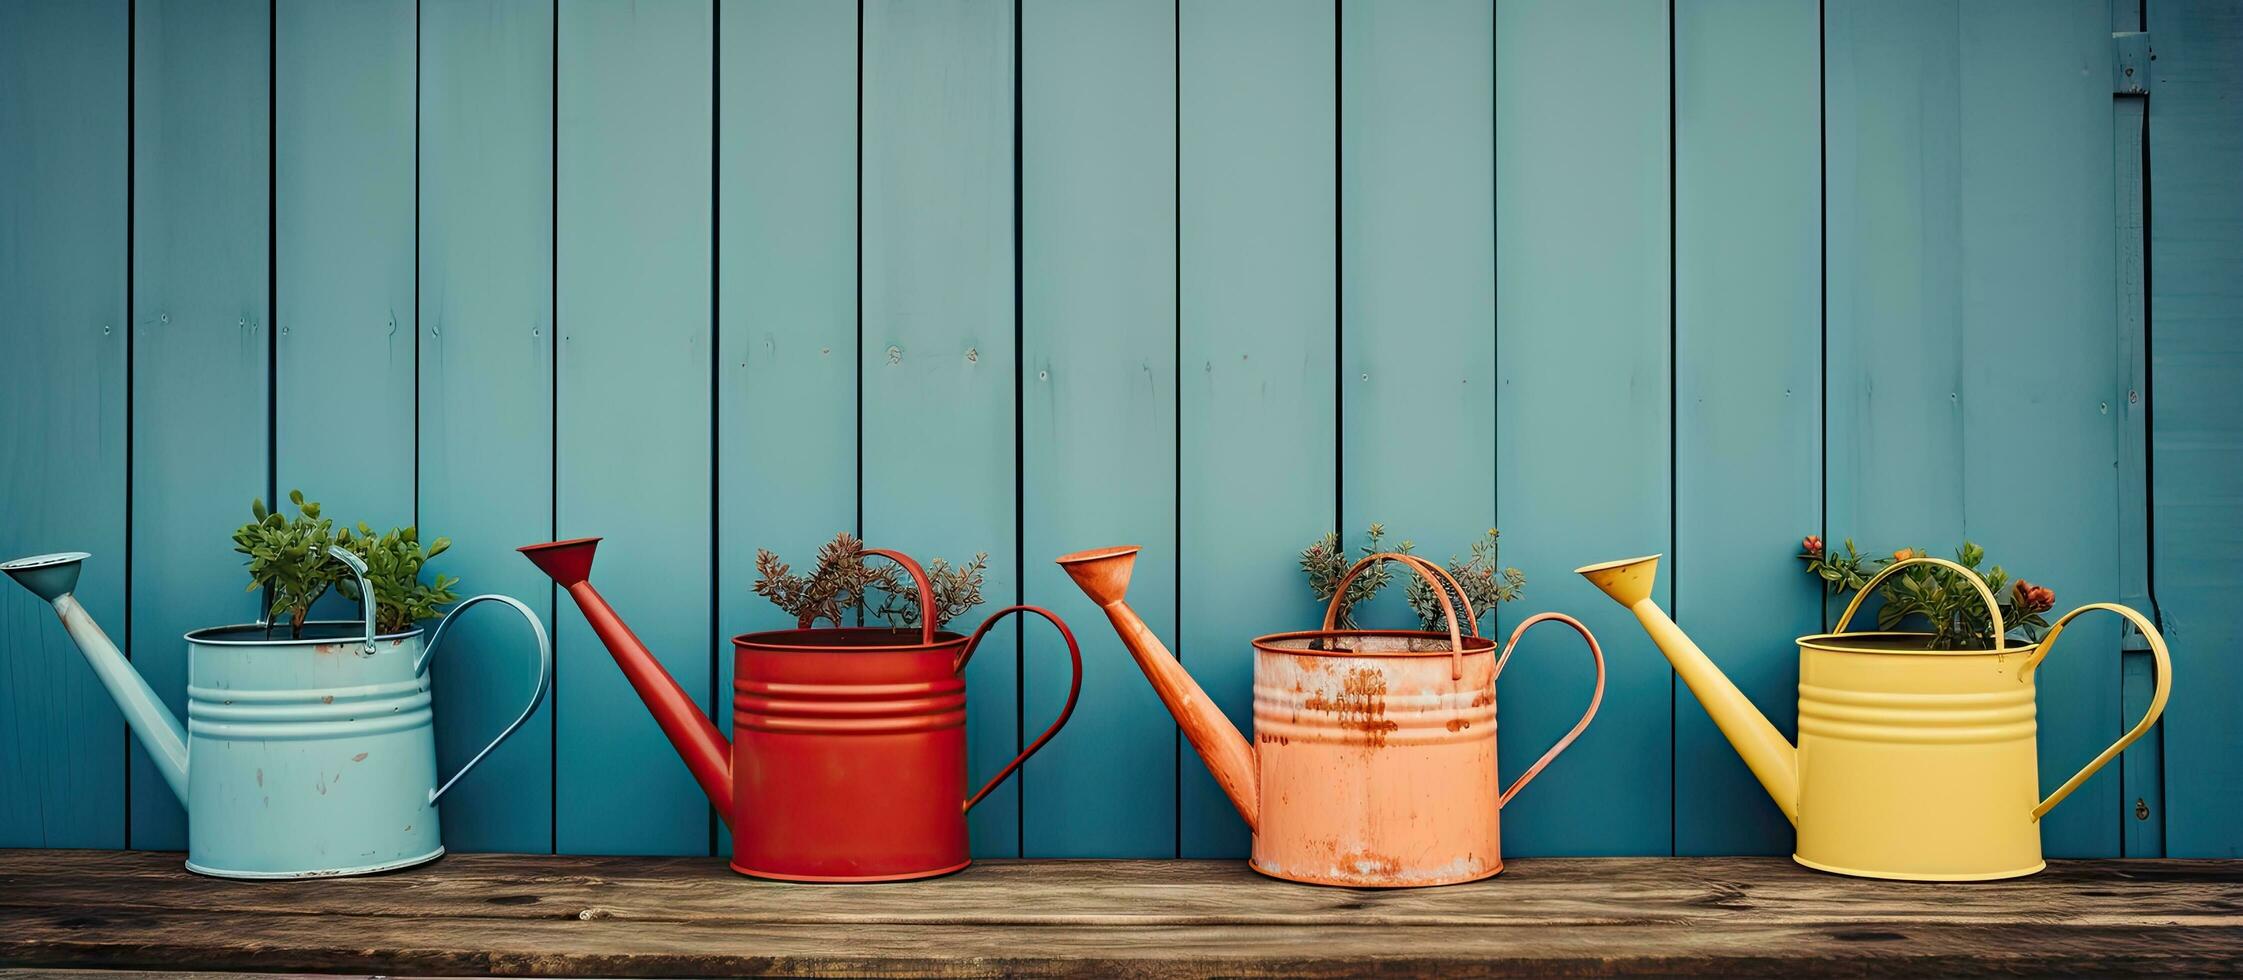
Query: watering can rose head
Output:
[[1302, 525, 1522, 632], [1798, 536, 2052, 649], [753, 531, 989, 630], [232, 490, 459, 637]]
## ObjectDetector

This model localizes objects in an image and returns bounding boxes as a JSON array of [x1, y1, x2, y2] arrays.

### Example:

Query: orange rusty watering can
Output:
[[1057, 546, 1605, 887]]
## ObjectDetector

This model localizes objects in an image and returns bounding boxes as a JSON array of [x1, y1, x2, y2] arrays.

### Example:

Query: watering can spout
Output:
[[2, 552, 190, 804], [1056, 546, 1260, 833], [519, 538, 734, 817], [1578, 555, 1799, 825]]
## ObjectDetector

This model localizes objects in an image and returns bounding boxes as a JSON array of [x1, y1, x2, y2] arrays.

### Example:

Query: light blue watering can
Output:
[[1, 546, 551, 879]]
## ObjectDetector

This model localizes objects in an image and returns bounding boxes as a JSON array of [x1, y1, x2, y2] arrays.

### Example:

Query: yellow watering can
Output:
[[1578, 553, 2171, 881]]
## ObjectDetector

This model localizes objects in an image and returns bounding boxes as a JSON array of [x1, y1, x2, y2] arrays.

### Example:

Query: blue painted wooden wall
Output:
[[2, 0, 2237, 859]]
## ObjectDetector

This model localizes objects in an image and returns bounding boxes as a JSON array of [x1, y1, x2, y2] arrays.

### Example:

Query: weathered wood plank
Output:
[[1175, 0, 1336, 859], [2147, 0, 2243, 860], [1494, 0, 1672, 856], [1670, 0, 1821, 858], [418, 0, 557, 854], [0, 0, 129, 849], [1, 851, 2239, 977], [860, 0, 1020, 857], [128, 0, 271, 852], [1020, 0, 1179, 859], [552, 0, 715, 855]]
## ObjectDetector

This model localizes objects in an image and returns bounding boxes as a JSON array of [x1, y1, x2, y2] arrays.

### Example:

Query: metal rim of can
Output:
[[1251, 628, 1499, 659]]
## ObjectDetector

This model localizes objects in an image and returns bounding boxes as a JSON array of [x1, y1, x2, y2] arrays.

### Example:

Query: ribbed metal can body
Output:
[[182, 625, 443, 879], [1248, 635, 1501, 887], [1793, 637, 2044, 881], [732, 628, 972, 882]]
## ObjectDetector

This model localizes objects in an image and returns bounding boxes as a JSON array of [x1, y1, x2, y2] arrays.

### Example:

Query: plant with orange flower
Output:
[[1798, 537, 2053, 650]]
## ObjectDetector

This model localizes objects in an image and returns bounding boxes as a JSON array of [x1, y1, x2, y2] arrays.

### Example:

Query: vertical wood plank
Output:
[[1338, 0, 1492, 626], [1824, 0, 1966, 563], [714, 0, 857, 743], [0, 0, 129, 848], [1020, 0, 1177, 858], [129, 0, 271, 850], [1495, 0, 1671, 856], [2147, 0, 2243, 858], [419, 0, 556, 854], [274, 0, 415, 530], [861, 0, 1019, 857], [554, 0, 713, 855], [1832, 0, 2124, 857], [2111, 0, 2160, 858], [1176, 0, 1335, 859], [1956, 0, 2119, 858], [1671, 0, 1821, 856]]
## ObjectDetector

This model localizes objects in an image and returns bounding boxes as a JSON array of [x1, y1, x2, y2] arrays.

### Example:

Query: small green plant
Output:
[[1799, 535, 2055, 650], [232, 490, 340, 637], [337, 524, 457, 635], [1403, 529, 1526, 632], [231, 490, 464, 638], [1302, 524, 1527, 632], [1301, 523, 1413, 630], [752, 533, 992, 631]]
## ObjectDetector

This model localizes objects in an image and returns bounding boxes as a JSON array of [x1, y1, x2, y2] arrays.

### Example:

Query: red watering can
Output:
[[521, 537, 1082, 881]]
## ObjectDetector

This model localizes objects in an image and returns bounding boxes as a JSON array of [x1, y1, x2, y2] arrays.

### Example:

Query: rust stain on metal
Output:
[[1339, 849, 1403, 878], [1301, 667, 1399, 746], [1446, 717, 1470, 732]]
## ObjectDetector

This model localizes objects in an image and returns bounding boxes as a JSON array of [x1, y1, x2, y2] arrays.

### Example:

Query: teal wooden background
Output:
[[3, 0, 2238, 859]]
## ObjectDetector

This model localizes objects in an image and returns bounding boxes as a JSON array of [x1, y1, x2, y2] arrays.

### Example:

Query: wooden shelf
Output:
[[4, 849, 2240, 976]]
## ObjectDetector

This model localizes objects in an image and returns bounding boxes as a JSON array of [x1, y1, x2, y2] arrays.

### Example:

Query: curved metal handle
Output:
[[1320, 552, 1475, 679], [416, 594, 555, 806], [1492, 612, 1606, 808], [2027, 602, 2172, 821], [957, 605, 1083, 812], [326, 545, 378, 654], [863, 547, 938, 645], [1831, 555, 2007, 642]]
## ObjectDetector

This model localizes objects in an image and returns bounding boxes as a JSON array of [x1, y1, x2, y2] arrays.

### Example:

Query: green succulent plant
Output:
[[336, 523, 458, 635], [232, 490, 340, 637], [231, 490, 462, 638]]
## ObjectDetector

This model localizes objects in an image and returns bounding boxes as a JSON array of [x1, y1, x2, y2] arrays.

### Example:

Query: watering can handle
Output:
[[2027, 602, 2172, 821], [1322, 552, 1474, 679], [862, 547, 938, 647], [415, 594, 555, 806], [1831, 555, 2007, 641], [956, 605, 1083, 812], [326, 545, 379, 654], [1491, 612, 1606, 808]]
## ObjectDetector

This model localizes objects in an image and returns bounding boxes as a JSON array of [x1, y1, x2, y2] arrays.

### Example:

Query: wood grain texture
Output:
[[554, 0, 714, 855], [1176, 0, 1335, 859], [128, 0, 271, 851], [714, 0, 857, 740], [1671, 0, 1821, 856], [0, 0, 128, 849], [861, 0, 1020, 857], [274, 0, 415, 532], [2147, 0, 2243, 859], [1494, 0, 1671, 856], [418, 0, 556, 854], [2, 850, 2240, 976], [1020, 0, 1178, 859]]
